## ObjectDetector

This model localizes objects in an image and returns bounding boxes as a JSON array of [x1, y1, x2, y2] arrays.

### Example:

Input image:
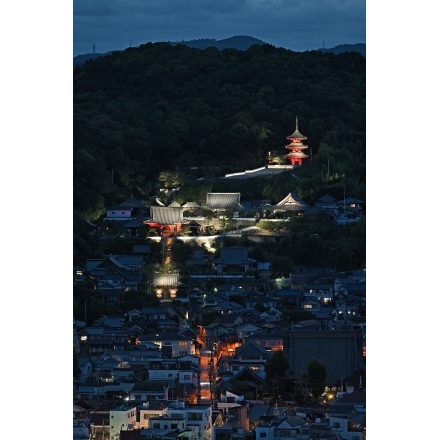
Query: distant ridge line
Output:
[[73, 37, 365, 67]]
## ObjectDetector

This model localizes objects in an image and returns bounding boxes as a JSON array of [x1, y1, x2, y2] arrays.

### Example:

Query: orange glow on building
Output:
[[285, 117, 309, 165]]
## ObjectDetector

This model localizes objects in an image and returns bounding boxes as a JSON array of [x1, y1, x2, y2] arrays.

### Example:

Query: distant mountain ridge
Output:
[[169, 35, 266, 50], [318, 43, 366, 57], [73, 35, 365, 67]]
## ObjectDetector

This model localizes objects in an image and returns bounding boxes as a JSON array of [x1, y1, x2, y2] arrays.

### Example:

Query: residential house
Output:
[[301, 283, 334, 305], [259, 307, 283, 323], [80, 327, 129, 358], [250, 331, 284, 352], [301, 298, 321, 313], [140, 333, 195, 357], [215, 247, 256, 274], [73, 403, 90, 439], [109, 404, 138, 440], [148, 359, 199, 389], [216, 391, 250, 431], [327, 387, 366, 440], [129, 382, 169, 402], [141, 307, 169, 322], [137, 401, 169, 428], [167, 402, 213, 440], [226, 339, 270, 379], [272, 289, 301, 308], [76, 355, 93, 384], [236, 323, 261, 341], [89, 410, 110, 440]]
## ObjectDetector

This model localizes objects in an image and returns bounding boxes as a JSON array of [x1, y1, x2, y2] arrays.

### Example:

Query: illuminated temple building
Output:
[[285, 117, 309, 165], [143, 205, 187, 236]]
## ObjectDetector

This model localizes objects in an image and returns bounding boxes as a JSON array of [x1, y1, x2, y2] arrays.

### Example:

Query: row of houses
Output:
[[74, 387, 366, 440]]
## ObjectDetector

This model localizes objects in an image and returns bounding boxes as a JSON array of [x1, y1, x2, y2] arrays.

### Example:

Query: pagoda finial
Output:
[[295, 116, 298, 131]]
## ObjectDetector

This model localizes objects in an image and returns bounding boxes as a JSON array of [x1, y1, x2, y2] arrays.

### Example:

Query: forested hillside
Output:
[[73, 42, 365, 253]]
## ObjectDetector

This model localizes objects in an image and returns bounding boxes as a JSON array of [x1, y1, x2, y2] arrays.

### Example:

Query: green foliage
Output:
[[74, 44, 365, 221], [73, 44, 365, 272], [257, 220, 287, 232], [306, 358, 327, 399], [265, 350, 290, 380]]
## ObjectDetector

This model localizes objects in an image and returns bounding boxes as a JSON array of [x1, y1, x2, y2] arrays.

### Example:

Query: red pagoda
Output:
[[285, 117, 309, 165]]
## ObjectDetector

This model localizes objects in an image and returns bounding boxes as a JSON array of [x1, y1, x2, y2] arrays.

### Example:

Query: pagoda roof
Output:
[[286, 151, 309, 158], [286, 116, 308, 140], [286, 130, 307, 140], [150, 206, 184, 224]]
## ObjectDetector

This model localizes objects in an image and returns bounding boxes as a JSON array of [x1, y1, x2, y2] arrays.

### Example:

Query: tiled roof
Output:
[[168, 201, 181, 207], [287, 128, 307, 140], [205, 193, 241, 209], [118, 195, 146, 208], [274, 192, 308, 211], [122, 219, 143, 228], [150, 206, 184, 224], [182, 201, 200, 208], [316, 194, 337, 204], [235, 339, 268, 356], [153, 272, 180, 286], [216, 247, 251, 265], [142, 332, 192, 341]]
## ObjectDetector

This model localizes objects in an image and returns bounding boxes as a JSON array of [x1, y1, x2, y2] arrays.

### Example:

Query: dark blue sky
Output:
[[73, 0, 366, 56]]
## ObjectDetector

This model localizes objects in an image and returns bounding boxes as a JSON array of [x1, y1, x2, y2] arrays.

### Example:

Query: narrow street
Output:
[[198, 338, 217, 404]]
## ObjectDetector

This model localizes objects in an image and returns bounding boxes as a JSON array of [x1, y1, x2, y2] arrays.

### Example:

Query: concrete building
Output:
[[283, 328, 364, 383]]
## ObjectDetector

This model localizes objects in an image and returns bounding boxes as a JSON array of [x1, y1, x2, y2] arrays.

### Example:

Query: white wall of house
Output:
[[138, 406, 169, 429], [109, 405, 137, 440], [106, 209, 133, 219]]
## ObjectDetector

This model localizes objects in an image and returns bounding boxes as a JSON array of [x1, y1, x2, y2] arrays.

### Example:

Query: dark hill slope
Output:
[[73, 42, 365, 219]]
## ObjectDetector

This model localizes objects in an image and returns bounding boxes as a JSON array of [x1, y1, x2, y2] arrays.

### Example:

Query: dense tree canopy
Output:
[[73, 43, 365, 266], [74, 43, 364, 204]]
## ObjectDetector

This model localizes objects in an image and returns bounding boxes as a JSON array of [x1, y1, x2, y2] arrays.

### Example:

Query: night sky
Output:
[[73, 0, 366, 56]]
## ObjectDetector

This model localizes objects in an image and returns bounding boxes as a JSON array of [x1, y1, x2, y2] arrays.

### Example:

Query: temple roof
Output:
[[286, 152, 309, 158], [118, 195, 147, 208], [153, 272, 180, 286], [286, 116, 307, 140], [215, 247, 255, 265], [168, 201, 181, 207], [205, 192, 242, 210], [150, 206, 184, 224], [182, 201, 200, 209], [274, 192, 309, 211]]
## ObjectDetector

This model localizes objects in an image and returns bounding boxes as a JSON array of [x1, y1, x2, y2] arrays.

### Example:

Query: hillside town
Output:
[[73, 123, 366, 440], [73, 193, 366, 440]]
